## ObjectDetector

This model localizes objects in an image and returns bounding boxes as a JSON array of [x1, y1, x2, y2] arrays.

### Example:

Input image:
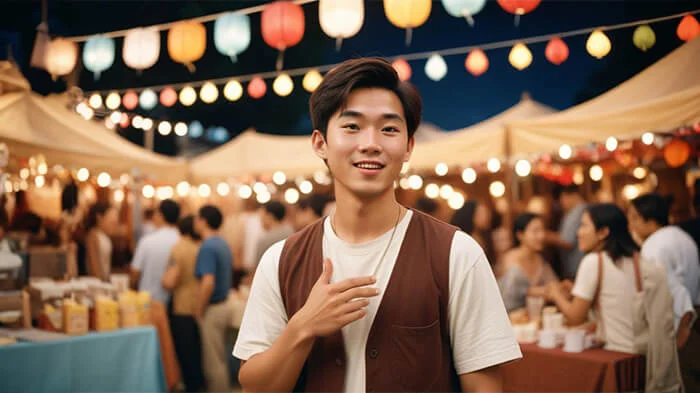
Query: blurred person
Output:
[[450, 199, 496, 265], [553, 185, 587, 280], [251, 201, 294, 270], [499, 213, 558, 312], [84, 202, 118, 280], [162, 215, 204, 393], [414, 197, 438, 217], [293, 194, 332, 231]]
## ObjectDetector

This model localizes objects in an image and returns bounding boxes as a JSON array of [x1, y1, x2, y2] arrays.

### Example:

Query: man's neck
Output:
[[332, 184, 404, 244], [642, 223, 663, 242]]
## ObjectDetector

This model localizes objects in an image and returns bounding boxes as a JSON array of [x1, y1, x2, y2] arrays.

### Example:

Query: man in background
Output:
[[252, 201, 294, 269], [292, 194, 331, 231]]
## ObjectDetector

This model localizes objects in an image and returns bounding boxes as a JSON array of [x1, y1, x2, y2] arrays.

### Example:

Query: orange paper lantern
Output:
[[261, 1, 305, 70], [247, 77, 267, 99], [677, 14, 700, 42], [122, 90, 138, 110], [545, 37, 569, 65], [159, 87, 178, 107], [465, 49, 488, 76], [664, 139, 691, 168], [391, 58, 412, 81], [168, 21, 207, 72]]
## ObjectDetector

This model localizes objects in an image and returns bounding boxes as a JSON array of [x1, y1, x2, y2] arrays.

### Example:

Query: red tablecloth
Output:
[[502, 343, 645, 392]]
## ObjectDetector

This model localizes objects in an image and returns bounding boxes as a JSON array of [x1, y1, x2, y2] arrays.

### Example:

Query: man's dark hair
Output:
[[309, 57, 422, 138], [297, 194, 331, 218], [264, 201, 286, 221], [198, 205, 223, 230], [631, 193, 672, 227], [158, 199, 180, 225], [414, 197, 438, 215], [143, 208, 155, 220], [177, 215, 201, 241]]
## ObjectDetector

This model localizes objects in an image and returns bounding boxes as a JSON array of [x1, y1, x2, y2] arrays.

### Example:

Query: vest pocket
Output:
[[389, 319, 442, 391]]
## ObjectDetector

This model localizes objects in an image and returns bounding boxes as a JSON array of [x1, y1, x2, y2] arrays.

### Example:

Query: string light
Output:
[[435, 163, 448, 176], [217, 182, 230, 196], [462, 168, 477, 184], [515, 159, 531, 177], [642, 132, 655, 145], [238, 185, 253, 199], [273, 171, 287, 185], [425, 183, 440, 199], [558, 144, 573, 160], [589, 165, 603, 181], [77, 168, 90, 181], [97, 172, 111, 187], [487, 158, 501, 173], [142, 185, 155, 198]]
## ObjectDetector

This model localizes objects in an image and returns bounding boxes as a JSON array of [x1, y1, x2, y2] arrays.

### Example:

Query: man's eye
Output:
[[342, 124, 360, 130]]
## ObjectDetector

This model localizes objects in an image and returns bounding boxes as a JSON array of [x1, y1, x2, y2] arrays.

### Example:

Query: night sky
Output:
[[1, 1, 698, 156]]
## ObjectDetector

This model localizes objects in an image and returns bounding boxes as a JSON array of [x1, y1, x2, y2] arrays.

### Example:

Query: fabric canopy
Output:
[[188, 129, 325, 182], [408, 93, 556, 171], [508, 37, 700, 157], [0, 62, 187, 182]]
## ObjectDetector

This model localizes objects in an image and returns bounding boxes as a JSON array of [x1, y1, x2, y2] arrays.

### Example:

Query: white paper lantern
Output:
[[319, 0, 364, 50], [158, 121, 172, 136], [224, 80, 243, 101], [46, 38, 78, 79], [425, 54, 447, 81], [174, 122, 188, 136], [273, 74, 294, 97], [123, 28, 160, 71], [139, 89, 158, 110]]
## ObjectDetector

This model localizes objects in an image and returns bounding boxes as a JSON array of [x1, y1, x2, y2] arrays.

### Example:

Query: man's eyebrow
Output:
[[338, 110, 405, 123]]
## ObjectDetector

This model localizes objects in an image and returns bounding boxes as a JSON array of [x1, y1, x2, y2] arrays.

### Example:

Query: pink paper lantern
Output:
[[122, 90, 138, 110], [160, 87, 178, 107], [247, 77, 267, 99]]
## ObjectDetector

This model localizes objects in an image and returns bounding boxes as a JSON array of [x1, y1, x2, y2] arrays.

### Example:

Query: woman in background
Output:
[[84, 202, 118, 281], [499, 213, 558, 312], [450, 200, 495, 265]]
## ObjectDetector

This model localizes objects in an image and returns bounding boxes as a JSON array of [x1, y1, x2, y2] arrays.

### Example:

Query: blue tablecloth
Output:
[[0, 326, 167, 393]]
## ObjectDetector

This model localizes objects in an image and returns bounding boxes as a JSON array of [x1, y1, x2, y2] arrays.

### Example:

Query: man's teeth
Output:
[[356, 163, 382, 169]]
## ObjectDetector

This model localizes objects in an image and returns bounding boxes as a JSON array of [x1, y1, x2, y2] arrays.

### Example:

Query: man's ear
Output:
[[311, 130, 328, 160], [404, 136, 415, 162]]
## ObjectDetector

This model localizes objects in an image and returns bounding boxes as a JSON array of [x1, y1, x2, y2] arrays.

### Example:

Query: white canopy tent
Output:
[[508, 37, 700, 157], [408, 93, 557, 171]]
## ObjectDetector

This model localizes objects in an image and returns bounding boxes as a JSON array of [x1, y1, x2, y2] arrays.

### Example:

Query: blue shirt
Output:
[[195, 236, 232, 304]]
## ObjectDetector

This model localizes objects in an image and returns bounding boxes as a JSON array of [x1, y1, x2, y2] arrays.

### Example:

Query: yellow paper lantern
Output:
[[200, 82, 219, 103], [383, 0, 432, 45], [46, 38, 78, 79], [508, 42, 532, 70], [586, 29, 611, 59], [105, 92, 121, 110], [224, 80, 243, 101], [168, 21, 207, 72], [179, 86, 197, 106], [273, 73, 294, 97], [302, 70, 323, 92]]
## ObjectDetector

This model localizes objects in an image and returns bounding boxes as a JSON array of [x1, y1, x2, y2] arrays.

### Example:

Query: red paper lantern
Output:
[[119, 113, 130, 128], [664, 139, 691, 168], [677, 14, 700, 42], [159, 87, 178, 107], [261, 1, 305, 52], [497, 0, 541, 15], [247, 77, 267, 99], [391, 58, 412, 81], [545, 37, 569, 65], [465, 49, 489, 76], [693, 122, 700, 133], [122, 90, 138, 110]]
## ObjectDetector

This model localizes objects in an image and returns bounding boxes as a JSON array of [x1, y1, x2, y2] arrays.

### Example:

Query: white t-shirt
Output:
[[131, 227, 180, 304], [641, 226, 699, 328], [233, 211, 522, 392], [572, 252, 637, 353]]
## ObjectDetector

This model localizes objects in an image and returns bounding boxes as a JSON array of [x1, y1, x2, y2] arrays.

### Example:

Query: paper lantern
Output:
[[214, 13, 251, 62], [465, 49, 488, 76], [319, 0, 364, 50], [224, 80, 243, 101], [383, 0, 432, 46], [46, 38, 78, 79], [425, 54, 447, 81], [248, 77, 267, 99], [261, 1, 305, 70], [83, 36, 115, 80], [302, 70, 323, 92], [664, 139, 691, 168], [545, 37, 569, 65], [179, 86, 197, 106], [122, 28, 160, 71], [633, 25, 656, 51], [105, 92, 121, 110], [168, 21, 206, 72], [441, 0, 486, 25], [677, 14, 700, 42], [200, 82, 219, 104], [508, 43, 532, 70], [139, 89, 158, 110], [497, 0, 540, 25], [586, 29, 611, 59], [159, 87, 177, 107], [273, 73, 294, 96], [392, 58, 412, 81], [122, 90, 138, 110]]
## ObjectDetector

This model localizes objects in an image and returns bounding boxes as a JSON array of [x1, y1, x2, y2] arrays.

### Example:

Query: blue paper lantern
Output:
[[82, 36, 115, 80], [441, 0, 486, 25], [214, 13, 251, 63], [206, 126, 230, 143], [139, 89, 158, 110], [189, 121, 204, 138]]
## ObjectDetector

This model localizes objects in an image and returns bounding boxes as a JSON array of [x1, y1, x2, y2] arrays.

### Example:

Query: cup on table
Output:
[[563, 329, 586, 353], [538, 329, 557, 349], [549, 313, 564, 330], [526, 296, 544, 321]]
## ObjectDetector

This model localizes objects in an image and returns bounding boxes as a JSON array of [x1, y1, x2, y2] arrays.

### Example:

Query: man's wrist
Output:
[[288, 314, 315, 346]]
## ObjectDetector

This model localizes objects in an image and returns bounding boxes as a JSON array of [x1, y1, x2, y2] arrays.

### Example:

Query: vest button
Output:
[[335, 357, 344, 366], [368, 348, 379, 359]]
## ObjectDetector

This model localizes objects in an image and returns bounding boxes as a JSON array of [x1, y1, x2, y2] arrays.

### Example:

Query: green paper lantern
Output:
[[633, 25, 656, 52]]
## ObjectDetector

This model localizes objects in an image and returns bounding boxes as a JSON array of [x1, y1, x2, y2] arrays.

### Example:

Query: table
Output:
[[0, 326, 167, 393], [502, 343, 645, 392]]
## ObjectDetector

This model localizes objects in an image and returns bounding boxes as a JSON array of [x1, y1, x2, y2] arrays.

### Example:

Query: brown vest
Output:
[[279, 209, 460, 392]]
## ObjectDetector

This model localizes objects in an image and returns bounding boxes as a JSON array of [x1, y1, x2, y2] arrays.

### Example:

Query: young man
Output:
[[130, 199, 180, 303], [194, 205, 233, 393], [233, 58, 521, 392]]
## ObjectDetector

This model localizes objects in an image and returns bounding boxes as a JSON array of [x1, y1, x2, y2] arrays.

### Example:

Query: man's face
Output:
[[312, 88, 414, 200], [627, 205, 655, 241], [194, 215, 204, 235]]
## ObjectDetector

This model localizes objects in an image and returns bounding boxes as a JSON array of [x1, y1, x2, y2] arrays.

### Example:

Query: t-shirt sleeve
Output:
[[233, 240, 289, 361], [571, 253, 599, 301], [131, 238, 147, 272], [195, 243, 217, 279], [449, 231, 522, 375]]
